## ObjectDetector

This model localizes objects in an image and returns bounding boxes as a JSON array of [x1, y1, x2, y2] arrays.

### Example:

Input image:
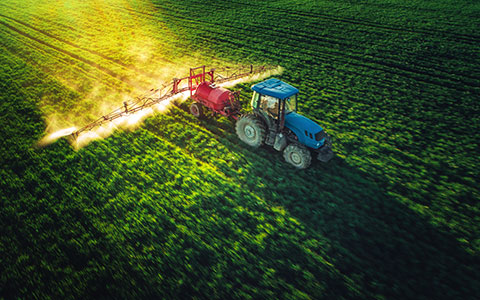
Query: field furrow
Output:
[[0, 20, 138, 86], [154, 11, 478, 95], [0, 14, 160, 78], [150, 2, 479, 91], [1, 0, 479, 299]]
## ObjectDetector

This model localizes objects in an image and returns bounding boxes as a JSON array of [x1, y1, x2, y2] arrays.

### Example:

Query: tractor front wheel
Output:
[[190, 102, 203, 118], [235, 115, 266, 148], [283, 144, 312, 169]]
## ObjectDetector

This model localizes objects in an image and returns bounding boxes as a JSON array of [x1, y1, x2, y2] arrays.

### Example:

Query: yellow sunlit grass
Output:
[[0, 0, 235, 134]]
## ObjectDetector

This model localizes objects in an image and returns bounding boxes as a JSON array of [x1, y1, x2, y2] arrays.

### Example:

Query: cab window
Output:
[[285, 94, 297, 113], [259, 95, 279, 118], [251, 91, 260, 109]]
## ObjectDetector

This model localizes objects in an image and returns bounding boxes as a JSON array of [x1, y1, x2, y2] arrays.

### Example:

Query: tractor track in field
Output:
[[222, 0, 480, 45], [143, 2, 480, 90], [166, 1, 479, 80], [95, 5, 189, 65], [236, 18, 480, 83], [224, 0, 476, 34], [170, 0, 480, 77], [0, 29, 122, 91], [108, 5, 262, 68], [0, 20, 139, 87], [203, 30, 478, 94], [108, 4, 197, 53], [114, 2, 480, 88], [0, 14, 157, 79], [238, 8, 480, 71], [169, 0, 480, 54], [263, 17, 480, 74], [280, 9, 480, 45], [149, 9, 479, 94], [3, 2, 476, 96], [0, 2, 77, 32]]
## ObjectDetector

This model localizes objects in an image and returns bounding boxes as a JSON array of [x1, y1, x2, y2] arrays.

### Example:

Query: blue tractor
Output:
[[235, 78, 333, 169]]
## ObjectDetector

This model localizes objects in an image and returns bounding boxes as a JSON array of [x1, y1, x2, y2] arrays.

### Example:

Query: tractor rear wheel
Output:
[[235, 115, 266, 148], [283, 144, 311, 169], [190, 102, 203, 118]]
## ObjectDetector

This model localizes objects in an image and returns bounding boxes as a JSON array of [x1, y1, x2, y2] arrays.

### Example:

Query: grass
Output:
[[0, 0, 479, 299]]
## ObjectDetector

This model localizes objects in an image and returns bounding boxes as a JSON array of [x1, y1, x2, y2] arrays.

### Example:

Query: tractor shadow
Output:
[[255, 154, 479, 299], [155, 106, 479, 299]]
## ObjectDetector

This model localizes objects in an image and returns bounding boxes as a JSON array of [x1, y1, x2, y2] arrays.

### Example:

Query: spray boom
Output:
[[71, 65, 279, 139]]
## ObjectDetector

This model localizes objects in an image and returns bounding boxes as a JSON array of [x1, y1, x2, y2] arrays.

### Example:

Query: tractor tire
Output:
[[283, 144, 312, 169], [190, 102, 203, 118], [235, 115, 266, 148]]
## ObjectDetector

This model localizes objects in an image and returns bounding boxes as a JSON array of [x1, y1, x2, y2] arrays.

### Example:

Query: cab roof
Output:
[[251, 78, 299, 99]]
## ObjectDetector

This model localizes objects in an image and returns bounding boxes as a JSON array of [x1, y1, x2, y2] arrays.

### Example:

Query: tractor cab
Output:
[[251, 78, 297, 122], [235, 78, 334, 168], [250, 79, 298, 146]]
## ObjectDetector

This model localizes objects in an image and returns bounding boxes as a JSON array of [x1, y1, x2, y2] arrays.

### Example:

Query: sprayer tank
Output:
[[194, 82, 232, 111]]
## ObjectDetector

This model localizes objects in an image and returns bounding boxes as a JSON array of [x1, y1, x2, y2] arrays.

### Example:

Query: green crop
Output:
[[0, 0, 479, 299]]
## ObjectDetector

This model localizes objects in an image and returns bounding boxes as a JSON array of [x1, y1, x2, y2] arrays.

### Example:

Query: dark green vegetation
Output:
[[1, 0, 479, 299]]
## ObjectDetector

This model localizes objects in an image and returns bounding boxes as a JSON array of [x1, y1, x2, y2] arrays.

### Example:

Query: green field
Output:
[[1, 0, 479, 299]]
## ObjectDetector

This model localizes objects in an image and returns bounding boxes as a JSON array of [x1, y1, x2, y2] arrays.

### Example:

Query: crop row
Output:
[[1, 0, 479, 298]]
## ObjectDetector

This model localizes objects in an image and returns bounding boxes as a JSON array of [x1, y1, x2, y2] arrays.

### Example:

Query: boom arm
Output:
[[71, 65, 275, 138]]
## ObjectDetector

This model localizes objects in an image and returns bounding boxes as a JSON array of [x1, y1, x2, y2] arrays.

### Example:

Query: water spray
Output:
[[39, 64, 282, 148]]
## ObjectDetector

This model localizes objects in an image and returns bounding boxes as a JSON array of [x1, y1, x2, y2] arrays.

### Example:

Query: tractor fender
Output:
[[252, 110, 273, 131]]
